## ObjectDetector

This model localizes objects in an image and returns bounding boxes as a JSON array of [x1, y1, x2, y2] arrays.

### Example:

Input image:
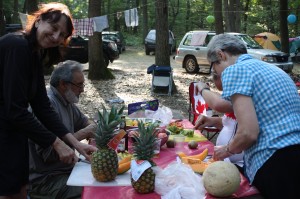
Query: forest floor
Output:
[[60, 45, 300, 121]]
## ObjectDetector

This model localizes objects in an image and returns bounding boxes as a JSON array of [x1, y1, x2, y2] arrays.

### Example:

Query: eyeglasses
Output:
[[67, 81, 85, 89]]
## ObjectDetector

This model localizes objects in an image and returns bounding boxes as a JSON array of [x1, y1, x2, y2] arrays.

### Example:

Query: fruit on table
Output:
[[188, 140, 198, 149], [180, 129, 194, 137], [203, 161, 241, 197], [118, 154, 132, 165], [91, 105, 125, 182], [187, 161, 210, 174], [118, 160, 131, 174], [131, 122, 157, 194], [166, 140, 175, 148]]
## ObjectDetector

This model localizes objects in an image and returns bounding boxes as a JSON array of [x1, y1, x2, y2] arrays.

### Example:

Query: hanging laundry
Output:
[[92, 15, 109, 32], [124, 8, 139, 27], [19, 13, 34, 29], [73, 18, 94, 36]]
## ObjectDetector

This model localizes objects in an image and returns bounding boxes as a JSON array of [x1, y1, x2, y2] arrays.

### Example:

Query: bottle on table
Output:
[[117, 115, 128, 153]]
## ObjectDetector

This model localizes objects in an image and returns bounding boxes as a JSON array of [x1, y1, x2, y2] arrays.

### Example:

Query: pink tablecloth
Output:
[[82, 119, 259, 199]]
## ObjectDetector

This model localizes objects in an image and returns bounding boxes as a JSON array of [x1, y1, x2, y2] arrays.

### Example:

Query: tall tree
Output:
[[223, 0, 241, 32], [26, 0, 38, 14], [169, 0, 180, 31], [142, 0, 148, 44], [12, 0, 19, 23], [155, 0, 170, 66], [0, 0, 4, 36], [185, 0, 191, 32], [279, 0, 289, 53], [242, 0, 250, 32], [214, 0, 224, 34], [88, 0, 114, 80]]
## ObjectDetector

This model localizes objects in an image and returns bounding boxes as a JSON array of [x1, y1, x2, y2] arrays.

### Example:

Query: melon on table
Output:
[[202, 161, 241, 197]]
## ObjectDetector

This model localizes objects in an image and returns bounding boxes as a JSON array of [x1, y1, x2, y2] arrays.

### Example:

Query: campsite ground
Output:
[[70, 46, 300, 121]]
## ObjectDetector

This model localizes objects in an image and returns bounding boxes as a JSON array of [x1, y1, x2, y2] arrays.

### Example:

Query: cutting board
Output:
[[67, 161, 131, 187]]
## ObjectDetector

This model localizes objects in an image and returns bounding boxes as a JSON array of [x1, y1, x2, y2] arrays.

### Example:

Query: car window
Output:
[[183, 34, 192, 46], [235, 34, 262, 49], [147, 31, 156, 40]]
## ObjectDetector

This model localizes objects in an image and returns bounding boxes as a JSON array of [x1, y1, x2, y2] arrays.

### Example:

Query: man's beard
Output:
[[64, 88, 79, 103]]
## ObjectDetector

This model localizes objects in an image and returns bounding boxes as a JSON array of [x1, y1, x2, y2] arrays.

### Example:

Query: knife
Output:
[[78, 158, 91, 164]]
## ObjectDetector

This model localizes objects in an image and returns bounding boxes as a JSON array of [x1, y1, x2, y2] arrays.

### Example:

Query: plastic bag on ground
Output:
[[153, 162, 205, 199]]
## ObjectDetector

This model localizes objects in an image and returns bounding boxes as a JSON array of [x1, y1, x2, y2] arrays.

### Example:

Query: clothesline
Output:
[[19, 7, 139, 36]]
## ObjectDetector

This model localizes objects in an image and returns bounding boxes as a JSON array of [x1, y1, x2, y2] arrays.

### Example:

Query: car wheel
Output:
[[184, 56, 199, 73], [104, 54, 109, 67], [145, 46, 150, 55]]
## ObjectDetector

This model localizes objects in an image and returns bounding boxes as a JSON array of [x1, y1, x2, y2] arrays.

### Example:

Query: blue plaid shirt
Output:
[[221, 54, 300, 183]]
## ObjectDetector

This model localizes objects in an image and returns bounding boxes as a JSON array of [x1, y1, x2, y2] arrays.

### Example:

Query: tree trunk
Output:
[[214, 0, 224, 34], [279, 0, 289, 53], [235, 0, 241, 32], [0, 0, 4, 36], [223, 0, 229, 32], [169, 0, 179, 31], [26, 0, 38, 14], [242, 0, 250, 32], [88, 0, 114, 80], [142, 0, 148, 44], [185, 0, 191, 32], [155, 0, 170, 66], [12, 0, 19, 23]]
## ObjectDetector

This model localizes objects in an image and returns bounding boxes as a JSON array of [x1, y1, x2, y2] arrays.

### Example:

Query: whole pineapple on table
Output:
[[131, 121, 159, 194], [91, 105, 124, 182]]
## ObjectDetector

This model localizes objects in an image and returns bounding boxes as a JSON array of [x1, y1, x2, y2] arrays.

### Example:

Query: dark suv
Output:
[[102, 31, 126, 54], [144, 29, 176, 55], [60, 35, 119, 66]]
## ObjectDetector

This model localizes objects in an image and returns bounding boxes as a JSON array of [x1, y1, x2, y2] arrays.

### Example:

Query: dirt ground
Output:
[[66, 46, 300, 122], [69, 46, 213, 120]]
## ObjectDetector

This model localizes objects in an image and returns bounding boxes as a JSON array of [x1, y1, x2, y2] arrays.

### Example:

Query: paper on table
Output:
[[67, 161, 131, 187]]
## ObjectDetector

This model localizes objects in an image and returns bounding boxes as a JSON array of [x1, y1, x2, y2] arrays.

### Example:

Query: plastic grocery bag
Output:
[[153, 162, 206, 199], [152, 106, 173, 126]]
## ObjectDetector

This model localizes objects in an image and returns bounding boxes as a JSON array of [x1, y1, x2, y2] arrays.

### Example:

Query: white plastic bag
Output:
[[152, 106, 173, 126], [153, 162, 206, 199]]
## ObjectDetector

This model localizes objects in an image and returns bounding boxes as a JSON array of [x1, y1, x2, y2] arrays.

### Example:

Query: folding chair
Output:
[[188, 82, 220, 141], [148, 65, 173, 96]]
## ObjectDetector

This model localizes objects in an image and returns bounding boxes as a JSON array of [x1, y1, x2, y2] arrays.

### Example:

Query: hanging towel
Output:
[[19, 13, 34, 29], [92, 15, 109, 32], [190, 31, 209, 46], [73, 18, 94, 36], [124, 8, 139, 27]]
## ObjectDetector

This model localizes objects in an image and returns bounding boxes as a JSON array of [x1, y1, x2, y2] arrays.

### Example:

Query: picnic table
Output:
[[67, 119, 260, 199]]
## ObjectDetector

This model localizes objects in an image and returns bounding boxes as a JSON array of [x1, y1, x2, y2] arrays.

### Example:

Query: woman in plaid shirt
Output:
[[208, 34, 300, 199]]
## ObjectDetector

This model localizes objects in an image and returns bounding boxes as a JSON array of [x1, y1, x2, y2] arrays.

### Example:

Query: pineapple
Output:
[[91, 105, 124, 182], [131, 121, 159, 194]]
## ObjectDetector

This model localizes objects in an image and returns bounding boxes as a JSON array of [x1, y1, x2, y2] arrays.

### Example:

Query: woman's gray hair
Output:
[[207, 34, 247, 63], [50, 60, 83, 87]]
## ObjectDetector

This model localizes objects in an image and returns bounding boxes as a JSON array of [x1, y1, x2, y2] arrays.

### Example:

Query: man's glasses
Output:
[[67, 81, 85, 89]]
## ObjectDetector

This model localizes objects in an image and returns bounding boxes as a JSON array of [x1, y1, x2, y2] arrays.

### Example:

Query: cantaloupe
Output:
[[202, 161, 241, 197]]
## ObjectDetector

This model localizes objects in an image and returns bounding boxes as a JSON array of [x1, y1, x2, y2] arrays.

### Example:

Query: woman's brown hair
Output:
[[25, 2, 74, 67]]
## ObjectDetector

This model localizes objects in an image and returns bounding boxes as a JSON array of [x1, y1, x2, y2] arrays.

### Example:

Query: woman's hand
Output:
[[195, 82, 210, 95], [213, 145, 230, 161], [52, 137, 78, 164], [194, 115, 214, 130], [73, 141, 98, 162]]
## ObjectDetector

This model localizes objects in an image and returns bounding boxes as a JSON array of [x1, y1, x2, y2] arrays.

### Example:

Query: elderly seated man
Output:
[[28, 60, 96, 199]]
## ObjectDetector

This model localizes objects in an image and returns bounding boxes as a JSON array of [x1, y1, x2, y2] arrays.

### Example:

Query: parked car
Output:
[[102, 31, 126, 54], [174, 30, 293, 73], [4, 24, 22, 34], [144, 29, 176, 55], [60, 35, 119, 67]]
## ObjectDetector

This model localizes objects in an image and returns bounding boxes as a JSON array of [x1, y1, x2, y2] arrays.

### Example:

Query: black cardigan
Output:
[[0, 33, 69, 148]]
